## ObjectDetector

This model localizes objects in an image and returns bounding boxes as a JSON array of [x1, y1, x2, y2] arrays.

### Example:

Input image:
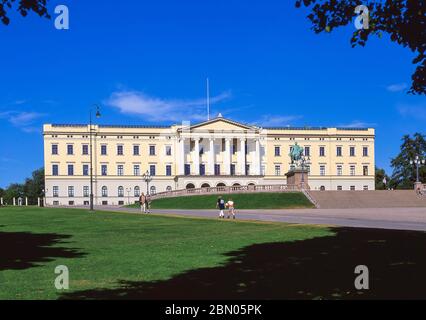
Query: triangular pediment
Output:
[[185, 116, 258, 132]]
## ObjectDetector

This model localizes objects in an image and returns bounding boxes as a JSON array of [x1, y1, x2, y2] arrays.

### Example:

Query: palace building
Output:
[[43, 115, 375, 206]]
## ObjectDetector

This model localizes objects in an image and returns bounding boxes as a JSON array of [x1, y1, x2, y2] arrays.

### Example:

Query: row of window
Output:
[[273, 164, 370, 176], [274, 146, 369, 157], [52, 185, 166, 198], [52, 144, 171, 157], [52, 164, 170, 177]]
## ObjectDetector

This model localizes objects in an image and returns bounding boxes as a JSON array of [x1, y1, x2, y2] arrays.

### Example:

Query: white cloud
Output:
[[258, 114, 302, 127], [105, 90, 231, 122], [386, 83, 408, 92], [398, 104, 426, 121], [0, 111, 45, 132], [338, 120, 376, 128]]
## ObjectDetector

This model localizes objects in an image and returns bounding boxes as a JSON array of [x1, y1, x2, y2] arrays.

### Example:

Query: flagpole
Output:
[[207, 78, 210, 121]]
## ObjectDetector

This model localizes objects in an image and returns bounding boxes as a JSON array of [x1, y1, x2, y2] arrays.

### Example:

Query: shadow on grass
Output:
[[0, 231, 86, 271], [61, 227, 426, 300]]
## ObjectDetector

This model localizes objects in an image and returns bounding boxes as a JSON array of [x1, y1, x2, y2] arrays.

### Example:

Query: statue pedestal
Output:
[[286, 169, 310, 190]]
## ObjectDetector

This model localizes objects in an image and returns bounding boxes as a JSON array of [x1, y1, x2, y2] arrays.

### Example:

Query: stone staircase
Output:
[[309, 190, 426, 209]]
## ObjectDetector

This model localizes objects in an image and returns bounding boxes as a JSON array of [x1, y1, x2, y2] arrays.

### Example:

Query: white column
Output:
[[0, 197, 3, 206], [25, 197, 28, 206], [239, 138, 246, 175], [255, 139, 261, 175], [193, 138, 200, 175], [13, 197, 16, 206], [37, 197, 40, 207], [224, 138, 231, 175], [178, 138, 185, 175], [209, 138, 215, 175]]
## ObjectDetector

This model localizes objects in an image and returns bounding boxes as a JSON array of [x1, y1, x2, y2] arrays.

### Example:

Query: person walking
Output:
[[226, 198, 235, 219], [145, 193, 151, 213], [216, 196, 225, 219], [139, 192, 147, 214]]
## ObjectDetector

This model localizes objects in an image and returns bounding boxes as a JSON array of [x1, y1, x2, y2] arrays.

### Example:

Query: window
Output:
[[68, 164, 74, 176], [134, 186, 140, 197], [214, 164, 221, 175], [67, 144, 73, 155], [245, 164, 250, 175], [117, 165, 124, 176], [133, 145, 140, 156], [350, 165, 356, 176], [363, 185, 369, 191], [363, 147, 369, 157], [166, 186, 172, 192], [184, 164, 191, 176], [82, 144, 89, 155], [275, 165, 281, 176], [350, 146, 355, 157], [261, 165, 266, 175], [319, 146, 325, 157], [101, 145, 107, 155], [232, 139, 237, 155], [134, 165, 140, 176], [52, 144, 58, 155], [117, 145, 124, 155], [350, 186, 356, 191], [83, 164, 89, 176], [149, 145, 156, 156], [68, 186, 74, 197], [150, 186, 157, 195], [200, 164, 206, 176], [275, 146, 281, 156], [102, 186, 108, 197], [53, 186, 59, 197], [230, 164, 236, 176], [150, 165, 156, 176], [337, 186, 343, 191], [320, 165, 326, 176], [336, 146, 342, 157], [363, 166, 369, 176], [166, 165, 172, 176], [304, 146, 310, 157], [101, 165, 108, 176], [118, 186, 124, 197], [165, 145, 172, 156], [337, 165, 343, 176], [83, 186, 89, 197], [52, 164, 59, 176]]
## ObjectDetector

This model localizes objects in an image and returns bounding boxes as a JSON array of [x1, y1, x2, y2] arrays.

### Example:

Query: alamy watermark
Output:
[[354, 265, 370, 290], [54, 265, 69, 290], [54, 5, 69, 30], [354, 5, 369, 30]]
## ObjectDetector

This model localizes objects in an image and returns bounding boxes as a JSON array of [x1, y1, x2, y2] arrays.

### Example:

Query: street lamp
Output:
[[410, 155, 425, 183], [126, 187, 132, 205], [89, 104, 101, 211], [143, 170, 152, 195], [300, 155, 311, 189]]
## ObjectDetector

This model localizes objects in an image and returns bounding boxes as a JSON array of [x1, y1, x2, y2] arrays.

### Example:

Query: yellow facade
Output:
[[43, 116, 375, 206]]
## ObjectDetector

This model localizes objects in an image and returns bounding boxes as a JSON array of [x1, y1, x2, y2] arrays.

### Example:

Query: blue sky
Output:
[[0, 0, 424, 187]]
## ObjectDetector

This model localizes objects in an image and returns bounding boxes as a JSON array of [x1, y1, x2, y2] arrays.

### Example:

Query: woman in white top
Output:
[[226, 199, 235, 219]]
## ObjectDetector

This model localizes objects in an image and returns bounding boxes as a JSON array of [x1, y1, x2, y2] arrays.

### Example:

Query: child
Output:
[[216, 196, 225, 218], [226, 198, 235, 219]]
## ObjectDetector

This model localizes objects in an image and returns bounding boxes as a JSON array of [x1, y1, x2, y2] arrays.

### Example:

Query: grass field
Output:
[[130, 192, 314, 209], [0, 206, 330, 300]]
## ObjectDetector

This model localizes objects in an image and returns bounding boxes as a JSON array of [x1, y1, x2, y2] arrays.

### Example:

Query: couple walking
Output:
[[139, 192, 151, 214], [216, 196, 236, 219]]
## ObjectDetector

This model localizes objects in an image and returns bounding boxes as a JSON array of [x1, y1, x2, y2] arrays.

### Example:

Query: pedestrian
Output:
[[226, 198, 235, 219], [139, 192, 147, 214], [146, 193, 151, 213], [216, 196, 225, 219]]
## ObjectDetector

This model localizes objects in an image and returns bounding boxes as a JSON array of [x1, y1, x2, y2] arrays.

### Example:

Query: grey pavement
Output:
[[91, 205, 426, 232]]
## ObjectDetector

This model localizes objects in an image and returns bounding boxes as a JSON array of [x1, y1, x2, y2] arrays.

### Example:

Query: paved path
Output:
[[92, 206, 426, 232]]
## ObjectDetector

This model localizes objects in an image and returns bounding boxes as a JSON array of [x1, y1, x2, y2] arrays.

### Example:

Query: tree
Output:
[[390, 133, 426, 189], [3, 183, 25, 204], [375, 166, 390, 190], [295, 0, 425, 95], [23, 168, 45, 205], [0, 0, 50, 25]]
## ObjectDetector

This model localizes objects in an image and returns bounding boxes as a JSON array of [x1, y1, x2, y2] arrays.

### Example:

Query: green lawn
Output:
[[131, 192, 314, 209], [0, 206, 330, 300]]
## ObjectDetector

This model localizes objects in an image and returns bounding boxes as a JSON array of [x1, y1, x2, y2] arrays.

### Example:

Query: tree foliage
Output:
[[1, 168, 45, 205], [0, 0, 50, 25], [390, 133, 426, 189], [295, 0, 425, 95], [375, 166, 390, 190]]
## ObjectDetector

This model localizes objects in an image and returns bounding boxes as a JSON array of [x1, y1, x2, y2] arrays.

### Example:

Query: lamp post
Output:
[[410, 155, 425, 184], [143, 170, 152, 195], [89, 104, 101, 211], [300, 155, 311, 189], [126, 187, 132, 205]]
